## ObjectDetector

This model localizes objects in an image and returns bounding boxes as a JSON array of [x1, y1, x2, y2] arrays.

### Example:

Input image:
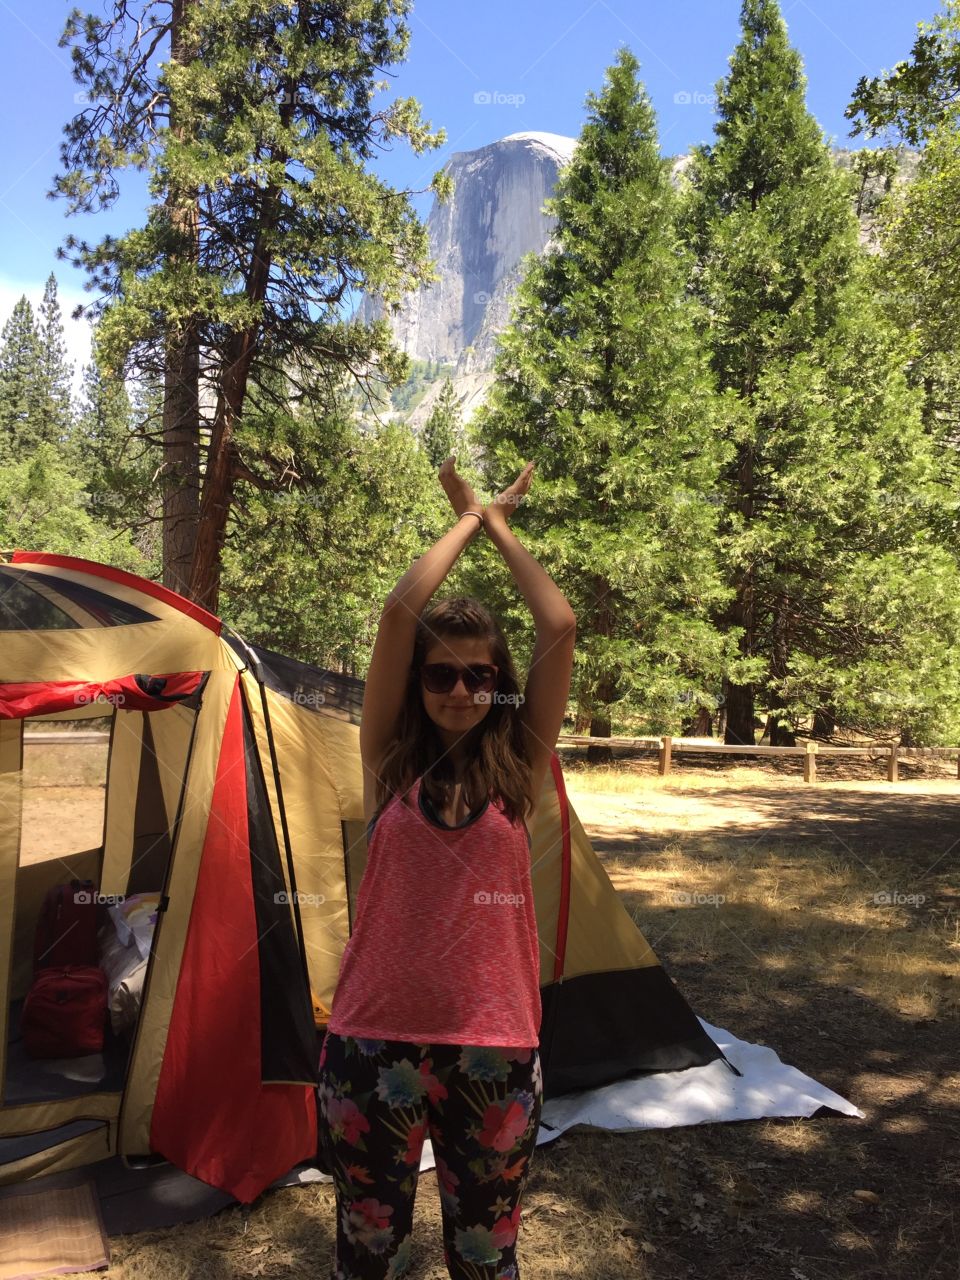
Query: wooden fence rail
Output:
[[556, 734, 960, 783], [22, 731, 960, 783]]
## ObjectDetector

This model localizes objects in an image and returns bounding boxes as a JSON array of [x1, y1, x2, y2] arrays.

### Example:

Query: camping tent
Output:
[[0, 550, 727, 1204]]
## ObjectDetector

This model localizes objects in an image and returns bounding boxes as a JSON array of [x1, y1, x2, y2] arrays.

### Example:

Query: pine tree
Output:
[[0, 298, 45, 463], [220, 385, 442, 669], [36, 273, 75, 447], [681, 0, 960, 745], [847, 3, 960, 493], [71, 336, 159, 555], [472, 49, 733, 751], [421, 378, 463, 468], [54, 0, 450, 610], [846, 0, 960, 147], [0, 442, 146, 570]]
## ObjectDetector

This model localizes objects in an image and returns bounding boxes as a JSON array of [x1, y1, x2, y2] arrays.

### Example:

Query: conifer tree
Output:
[[0, 442, 146, 570], [847, 2, 960, 488], [0, 298, 45, 462], [36, 274, 75, 447], [421, 378, 463, 468], [71, 336, 159, 557], [681, 0, 960, 745], [473, 49, 733, 751], [54, 0, 449, 610]]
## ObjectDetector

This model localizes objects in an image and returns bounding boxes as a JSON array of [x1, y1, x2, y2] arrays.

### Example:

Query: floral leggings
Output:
[[318, 1030, 543, 1280]]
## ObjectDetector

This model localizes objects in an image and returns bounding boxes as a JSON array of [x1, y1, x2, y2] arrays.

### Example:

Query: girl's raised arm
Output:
[[484, 463, 577, 807], [359, 460, 484, 806]]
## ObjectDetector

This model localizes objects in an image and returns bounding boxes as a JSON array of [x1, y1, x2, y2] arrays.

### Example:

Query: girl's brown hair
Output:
[[373, 597, 534, 827]]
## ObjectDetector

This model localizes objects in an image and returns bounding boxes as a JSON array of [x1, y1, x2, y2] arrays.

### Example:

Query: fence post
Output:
[[888, 745, 899, 783], [803, 740, 818, 783], [658, 735, 673, 778]]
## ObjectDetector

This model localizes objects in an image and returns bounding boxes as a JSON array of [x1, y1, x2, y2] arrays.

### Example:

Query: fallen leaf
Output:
[[852, 1189, 881, 1204]]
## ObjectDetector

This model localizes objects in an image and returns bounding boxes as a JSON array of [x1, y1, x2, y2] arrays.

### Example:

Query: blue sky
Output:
[[0, 0, 933, 384]]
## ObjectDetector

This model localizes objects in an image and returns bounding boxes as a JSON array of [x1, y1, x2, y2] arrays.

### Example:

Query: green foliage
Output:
[[0, 299, 47, 462], [679, 0, 960, 742], [388, 358, 448, 414], [219, 407, 454, 669], [867, 112, 960, 473], [0, 442, 147, 570], [69, 341, 163, 573], [846, 0, 960, 145], [54, 0, 452, 603], [37, 274, 75, 445], [421, 377, 463, 468], [470, 48, 734, 732], [0, 279, 75, 463]]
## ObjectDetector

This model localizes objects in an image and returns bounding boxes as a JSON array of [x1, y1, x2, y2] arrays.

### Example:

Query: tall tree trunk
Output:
[[162, 323, 200, 594], [682, 706, 714, 736], [573, 701, 592, 734], [812, 703, 836, 738], [585, 574, 617, 764], [766, 592, 796, 746], [162, 0, 201, 596], [586, 673, 616, 765], [723, 441, 757, 745], [188, 105, 292, 610], [723, 585, 757, 744], [723, 674, 756, 745], [188, 332, 249, 611]]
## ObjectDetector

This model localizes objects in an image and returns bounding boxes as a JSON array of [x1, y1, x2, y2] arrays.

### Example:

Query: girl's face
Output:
[[419, 634, 498, 748]]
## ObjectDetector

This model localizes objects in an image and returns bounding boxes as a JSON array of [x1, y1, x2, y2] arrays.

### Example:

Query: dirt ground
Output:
[[18, 753, 960, 1279]]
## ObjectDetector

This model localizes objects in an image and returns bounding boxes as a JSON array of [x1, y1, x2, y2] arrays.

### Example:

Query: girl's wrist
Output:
[[482, 508, 510, 535]]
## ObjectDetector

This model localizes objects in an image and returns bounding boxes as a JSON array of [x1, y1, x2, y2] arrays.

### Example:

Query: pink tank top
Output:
[[328, 775, 541, 1047]]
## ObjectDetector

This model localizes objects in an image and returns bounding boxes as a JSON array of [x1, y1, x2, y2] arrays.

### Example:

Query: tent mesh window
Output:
[[0, 567, 159, 630], [226, 637, 364, 725]]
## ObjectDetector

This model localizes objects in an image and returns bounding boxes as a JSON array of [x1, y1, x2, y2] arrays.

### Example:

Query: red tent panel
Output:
[[149, 675, 316, 1202], [0, 673, 206, 720]]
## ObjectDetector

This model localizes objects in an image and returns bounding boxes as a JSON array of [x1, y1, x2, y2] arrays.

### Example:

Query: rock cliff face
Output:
[[366, 134, 916, 429], [362, 132, 577, 366]]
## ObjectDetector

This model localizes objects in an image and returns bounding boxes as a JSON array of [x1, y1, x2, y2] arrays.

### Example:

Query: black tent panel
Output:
[[539, 967, 725, 1097], [224, 634, 364, 724], [241, 701, 318, 1085]]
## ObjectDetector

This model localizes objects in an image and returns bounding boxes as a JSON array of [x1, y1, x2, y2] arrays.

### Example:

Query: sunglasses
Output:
[[420, 662, 500, 695]]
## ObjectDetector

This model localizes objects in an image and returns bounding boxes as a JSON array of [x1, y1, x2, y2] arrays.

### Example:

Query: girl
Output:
[[318, 454, 576, 1280]]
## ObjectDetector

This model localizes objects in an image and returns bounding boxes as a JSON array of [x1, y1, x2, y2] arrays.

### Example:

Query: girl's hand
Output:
[[439, 455, 483, 520], [485, 462, 535, 530]]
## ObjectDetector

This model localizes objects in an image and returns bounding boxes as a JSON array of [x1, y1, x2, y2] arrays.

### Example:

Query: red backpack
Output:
[[21, 966, 108, 1058], [33, 880, 99, 971]]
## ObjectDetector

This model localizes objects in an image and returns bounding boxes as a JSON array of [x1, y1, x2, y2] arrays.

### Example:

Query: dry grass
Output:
[[49, 763, 960, 1278]]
